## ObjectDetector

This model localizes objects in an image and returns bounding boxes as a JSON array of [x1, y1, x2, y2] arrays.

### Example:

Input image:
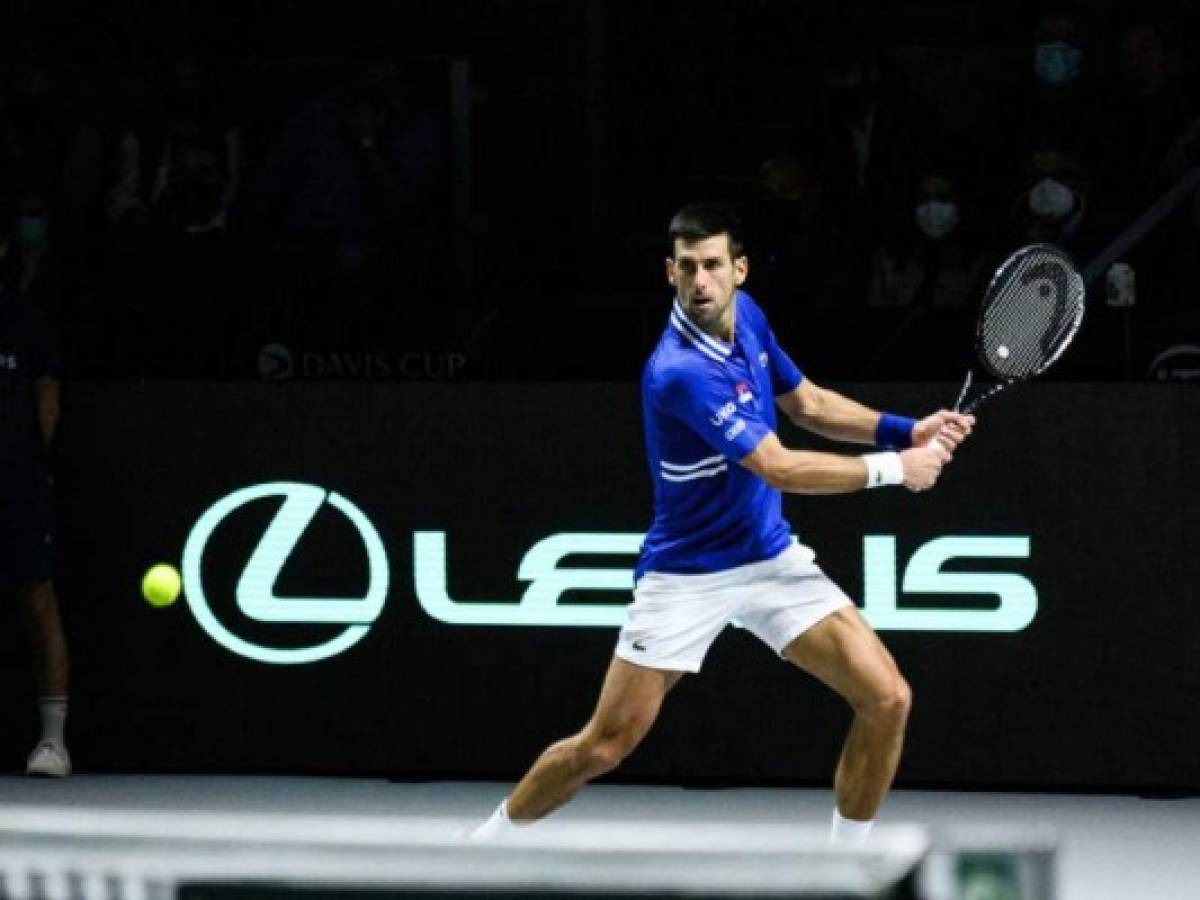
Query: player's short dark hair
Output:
[[668, 203, 745, 259]]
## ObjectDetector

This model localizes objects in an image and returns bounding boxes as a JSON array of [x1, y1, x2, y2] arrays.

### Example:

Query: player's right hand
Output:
[[899, 442, 951, 492]]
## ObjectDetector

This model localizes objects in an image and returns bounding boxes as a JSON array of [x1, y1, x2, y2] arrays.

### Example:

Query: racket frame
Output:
[[954, 243, 1085, 414]]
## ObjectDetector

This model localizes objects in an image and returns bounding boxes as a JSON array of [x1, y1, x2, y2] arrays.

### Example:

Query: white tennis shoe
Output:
[[25, 739, 71, 777]]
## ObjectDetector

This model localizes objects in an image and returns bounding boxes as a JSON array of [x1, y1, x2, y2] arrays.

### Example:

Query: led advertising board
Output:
[[6, 382, 1196, 790]]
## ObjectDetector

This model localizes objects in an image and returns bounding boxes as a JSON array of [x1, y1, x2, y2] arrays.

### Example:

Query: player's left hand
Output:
[[912, 410, 975, 453]]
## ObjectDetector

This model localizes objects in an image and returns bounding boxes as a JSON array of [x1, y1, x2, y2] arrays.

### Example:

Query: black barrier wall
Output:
[[3, 383, 1199, 790]]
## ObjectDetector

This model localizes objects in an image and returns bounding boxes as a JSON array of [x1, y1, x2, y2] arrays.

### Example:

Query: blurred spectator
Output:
[[250, 61, 446, 343], [1032, 9, 1086, 89], [1005, 142, 1098, 257], [4, 61, 107, 268], [747, 153, 847, 316], [862, 162, 989, 379], [869, 166, 988, 310], [1, 66, 60, 311], [808, 47, 929, 229], [98, 55, 244, 375], [109, 55, 242, 236], [11, 188, 50, 298], [990, 5, 1103, 185], [747, 45, 927, 358], [1092, 15, 1195, 230]]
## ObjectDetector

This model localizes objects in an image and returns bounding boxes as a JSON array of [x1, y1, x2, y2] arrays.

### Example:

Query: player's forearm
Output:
[[799, 387, 886, 445], [762, 449, 870, 495]]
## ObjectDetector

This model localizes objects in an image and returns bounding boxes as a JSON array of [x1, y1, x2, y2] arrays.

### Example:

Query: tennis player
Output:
[[471, 203, 974, 845]]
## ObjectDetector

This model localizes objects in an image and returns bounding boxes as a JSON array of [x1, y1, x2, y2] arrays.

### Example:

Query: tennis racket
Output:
[[953, 243, 1086, 414]]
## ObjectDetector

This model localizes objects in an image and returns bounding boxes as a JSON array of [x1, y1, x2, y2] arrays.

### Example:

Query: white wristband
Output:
[[862, 452, 904, 489]]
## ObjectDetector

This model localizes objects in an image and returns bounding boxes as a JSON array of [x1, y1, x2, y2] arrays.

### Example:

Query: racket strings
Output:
[[978, 250, 1083, 380]]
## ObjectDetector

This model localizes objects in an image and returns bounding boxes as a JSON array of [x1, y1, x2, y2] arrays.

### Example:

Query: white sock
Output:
[[38, 697, 67, 745], [830, 808, 874, 845], [467, 799, 527, 842]]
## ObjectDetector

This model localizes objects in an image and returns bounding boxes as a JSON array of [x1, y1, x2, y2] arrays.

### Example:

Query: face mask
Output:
[[1034, 42, 1082, 85], [14, 214, 49, 253], [914, 201, 959, 240], [1029, 178, 1075, 219]]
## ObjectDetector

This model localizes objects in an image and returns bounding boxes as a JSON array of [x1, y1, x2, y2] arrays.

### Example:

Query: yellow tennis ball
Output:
[[142, 563, 182, 608]]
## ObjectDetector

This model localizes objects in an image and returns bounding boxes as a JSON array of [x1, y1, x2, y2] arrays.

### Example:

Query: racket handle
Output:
[[952, 371, 972, 413]]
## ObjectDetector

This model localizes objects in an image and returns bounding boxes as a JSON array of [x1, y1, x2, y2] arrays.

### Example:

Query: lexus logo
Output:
[[181, 483, 389, 664], [180, 484, 1035, 664]]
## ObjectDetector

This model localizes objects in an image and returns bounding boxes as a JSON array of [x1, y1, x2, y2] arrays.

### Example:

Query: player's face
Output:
[[666, 235, 748, 337]]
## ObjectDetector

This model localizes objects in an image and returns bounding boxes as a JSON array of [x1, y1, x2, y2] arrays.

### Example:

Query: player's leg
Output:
[[468, 656, 682, 840], [470, 567, 727, 840], [782, 606, 910, 827], [509, 656, 682, 820], [17, 578, 72, 776]]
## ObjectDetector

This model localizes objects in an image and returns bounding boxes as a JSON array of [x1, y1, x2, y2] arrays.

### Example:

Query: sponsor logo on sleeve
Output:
[[710, 401, 737, 426]]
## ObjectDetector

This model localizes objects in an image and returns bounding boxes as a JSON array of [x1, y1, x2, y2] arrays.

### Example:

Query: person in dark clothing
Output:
[[0, 218, 70, 776]]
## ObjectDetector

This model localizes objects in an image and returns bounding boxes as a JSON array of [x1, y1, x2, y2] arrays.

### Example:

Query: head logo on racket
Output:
[[954, 243, 1085, 413]]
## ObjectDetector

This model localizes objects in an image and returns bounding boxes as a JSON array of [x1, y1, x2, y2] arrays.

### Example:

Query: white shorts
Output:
[[615, 542, 853, 673]]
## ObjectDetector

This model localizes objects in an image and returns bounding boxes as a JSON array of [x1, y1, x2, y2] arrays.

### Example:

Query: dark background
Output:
[[3, 1, 1200, 791], [5, 0, 1200, 380], [1, 382, 1196, 790]]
